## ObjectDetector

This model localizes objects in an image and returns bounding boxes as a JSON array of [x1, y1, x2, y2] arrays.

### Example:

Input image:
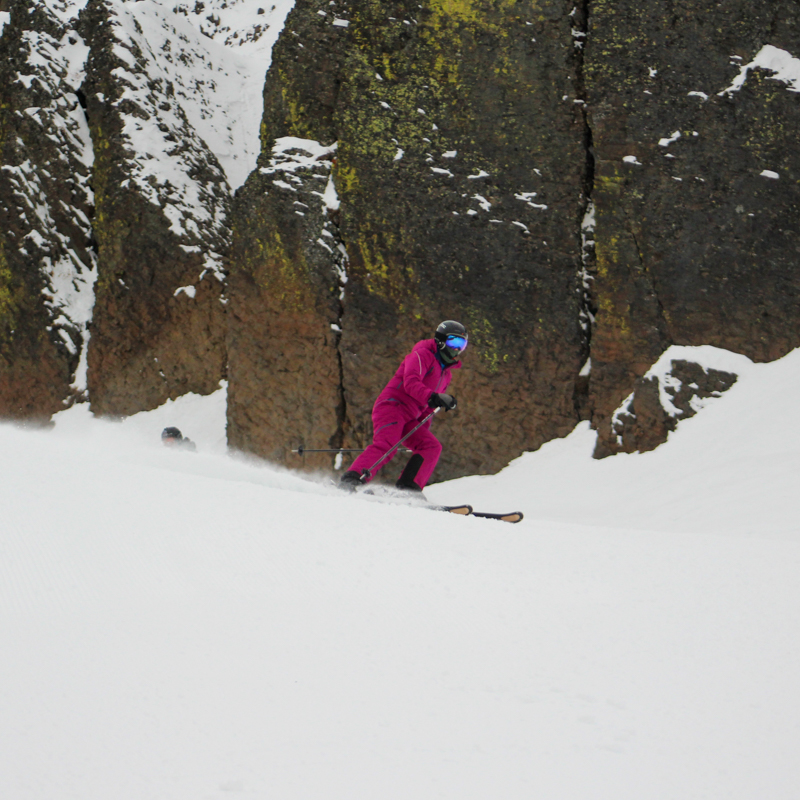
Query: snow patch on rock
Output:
[[609, 345, 752, 454], [720, 45, 800, 95]]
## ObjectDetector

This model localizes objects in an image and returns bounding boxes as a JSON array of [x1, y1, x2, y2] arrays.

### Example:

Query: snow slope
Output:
[[431, 345, 800, 538], [1, 349, 799, 799]]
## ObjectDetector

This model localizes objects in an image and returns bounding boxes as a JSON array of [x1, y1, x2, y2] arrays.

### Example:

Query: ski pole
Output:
[[292, 447, 364, 455], [291, 446, 412, 455], [359, 406, 441, 483]]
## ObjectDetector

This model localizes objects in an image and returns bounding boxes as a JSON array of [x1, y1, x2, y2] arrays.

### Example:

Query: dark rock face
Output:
[[0, 0, 95, 419], [0, 0, 231, 420], [227, 138, 345, 464], [2, 0, 800, 474], [80, 0, 229, 416], [603, 358, 738, 457], [229, 0, 590, 479], [227, 3, 350, 465], [585, 0, 800, 456]]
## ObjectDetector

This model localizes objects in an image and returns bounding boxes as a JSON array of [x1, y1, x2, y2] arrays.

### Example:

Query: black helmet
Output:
[[434, 320, 468, 364], [162, 427, 183, 440]]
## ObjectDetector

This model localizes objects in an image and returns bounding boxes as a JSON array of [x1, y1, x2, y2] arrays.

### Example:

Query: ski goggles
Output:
[[444, 334, 468, 351]]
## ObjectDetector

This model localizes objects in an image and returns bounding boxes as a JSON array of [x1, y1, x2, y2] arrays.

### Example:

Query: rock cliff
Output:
[[79, 0, 230, 416], [229, 0, 800, 477], [0, 0, 286, 419], [0, 0, 95, 419], [229, 0, 591, 478], [586, 0, 800, 455], [2, 0, 799, 478]]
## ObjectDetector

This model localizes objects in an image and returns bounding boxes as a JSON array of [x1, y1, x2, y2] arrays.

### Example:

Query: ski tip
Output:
[[472, 511, 524, 523], [440, 504, 473, 515]]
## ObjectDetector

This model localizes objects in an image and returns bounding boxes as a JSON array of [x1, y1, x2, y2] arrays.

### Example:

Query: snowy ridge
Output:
[[1, 0, 295, 396], [99, 0, 233, 282]]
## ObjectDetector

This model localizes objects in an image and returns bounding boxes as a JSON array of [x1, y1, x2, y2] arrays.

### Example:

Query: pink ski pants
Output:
[[348, 398, 442, 488]]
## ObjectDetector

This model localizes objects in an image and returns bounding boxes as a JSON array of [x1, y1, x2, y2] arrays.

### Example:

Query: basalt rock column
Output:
[[335, 0, 590, 480], [80, 0, 229, 416], [227, 0, 349, 465], [585, 0, 800, 456], [0, 0, 96, 419], [227, 138, 346, 464]]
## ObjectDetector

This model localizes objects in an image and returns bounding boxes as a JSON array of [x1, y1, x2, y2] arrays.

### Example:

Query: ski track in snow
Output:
[[1, 350, 800, 798]]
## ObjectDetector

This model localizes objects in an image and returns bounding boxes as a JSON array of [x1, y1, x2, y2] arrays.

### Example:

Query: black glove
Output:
[[429, 392, 457, 411]]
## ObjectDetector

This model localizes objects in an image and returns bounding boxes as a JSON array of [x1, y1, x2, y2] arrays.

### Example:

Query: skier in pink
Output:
[[339, 320, 468, 493]]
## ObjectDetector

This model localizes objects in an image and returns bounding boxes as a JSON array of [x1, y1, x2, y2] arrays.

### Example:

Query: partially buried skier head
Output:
[[161, 427, 184, 446]]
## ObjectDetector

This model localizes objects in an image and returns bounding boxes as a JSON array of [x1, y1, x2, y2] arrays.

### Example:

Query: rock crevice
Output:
[[573, 0, 596, 423], [325, 173, 349, 456], [585, 0, 800, 457]]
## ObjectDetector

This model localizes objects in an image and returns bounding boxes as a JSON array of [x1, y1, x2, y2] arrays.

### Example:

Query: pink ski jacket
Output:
[[374, 338, 461, 418]]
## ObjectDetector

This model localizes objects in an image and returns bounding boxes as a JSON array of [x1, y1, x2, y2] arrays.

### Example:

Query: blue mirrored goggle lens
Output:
[[445, 335, 468, 351]]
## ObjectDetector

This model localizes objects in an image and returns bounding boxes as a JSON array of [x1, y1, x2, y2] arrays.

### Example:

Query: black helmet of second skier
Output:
[[434, 320, 468, 364]]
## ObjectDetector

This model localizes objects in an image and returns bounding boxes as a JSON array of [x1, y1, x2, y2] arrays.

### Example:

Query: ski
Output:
[[340, 483, 521, 523], [434, 505, 523, 523], [471, 510, 524, 523]]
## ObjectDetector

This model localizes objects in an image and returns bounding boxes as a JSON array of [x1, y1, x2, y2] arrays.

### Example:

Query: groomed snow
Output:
[[1, 349, 800, 799]]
